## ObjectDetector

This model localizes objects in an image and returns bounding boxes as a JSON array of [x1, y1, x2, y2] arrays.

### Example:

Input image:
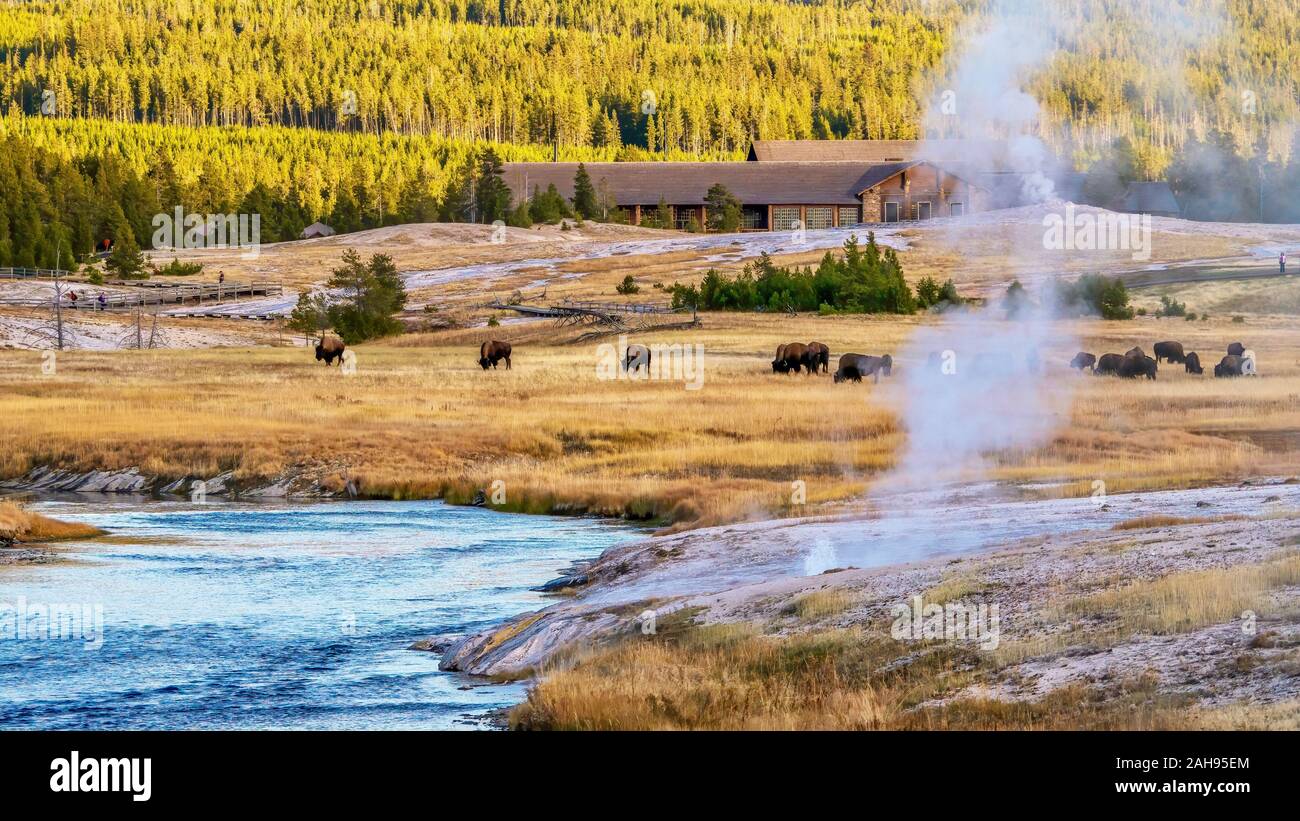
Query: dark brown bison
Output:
[[1069, 352, 1096, 371], [1125, 346, 1145, 359], [806, 341, 831, 374], [1094, 353, 1124, 375], [1184, 352, 1203, 374], [1118, 354, 1158, 379], [315, 335, 345, 366], [1227, 342, 1245, 356], [773, 342, 811, 374], [834, 353, 892, 384], [1215, 354, 1247, 377], [479, 340, 512, 370], [771, 343, 789, 373], [625, 344, 652, 373], [1153, 341, 1185, 364]]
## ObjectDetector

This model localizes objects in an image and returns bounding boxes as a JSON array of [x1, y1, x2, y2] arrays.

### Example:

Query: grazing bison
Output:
[[479, 340, 512, 370], [1215, 354, 1247, 377], [1125, 346, 1145, 359], [625, 344, 652, 373], [1153, 341, 1186, 364], [772, 343, 788, 373], [806, 342, 831, 374], [773, 342, 811, 374], [1094, 353, 1124, 376], [834, 353, 892, 384], [1069, 352, 1097, 371], [1184, 352, 1203, 374], [315, 335, 346, 366], [1118, 354, 1158, 380], [1227, 342, 1245, 356]]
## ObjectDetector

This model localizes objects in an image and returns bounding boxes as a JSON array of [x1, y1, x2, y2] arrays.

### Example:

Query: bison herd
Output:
[[770, 342, 895, 384], [1073, 341, 1256, 379], [312, 334, 1262, 383]]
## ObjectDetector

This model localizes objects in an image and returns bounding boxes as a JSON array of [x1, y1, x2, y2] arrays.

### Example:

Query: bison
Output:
[[1153, 341, 1186, 364], [1227, 342, 1245, 356], [625, 344, 652, 373], [834, 353, 893, 384], [479, 340, 512, 370], [1125, 346, 1145, 359], [1069, 352, 1097, 371], [1118, 354, 1158, 380], [806, 342, 831, 374], [1215, 354, 1247, 377], [773, 342, 811, 374], [1184, 352, 1203, 375], [315, 335, 346, 366], [1094, 353, 1124, 375]]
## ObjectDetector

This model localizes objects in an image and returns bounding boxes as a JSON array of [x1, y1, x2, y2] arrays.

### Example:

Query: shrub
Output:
[[616, 275, 640, 295], [1051, 273, 1134, 320], [1156, 295, 1187, 318], [152, 259, 204, 277], [669, 234, 915, 315]]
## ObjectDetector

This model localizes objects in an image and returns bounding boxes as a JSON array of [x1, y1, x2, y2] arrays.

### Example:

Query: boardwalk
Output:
[[0, 281, 282, 312]]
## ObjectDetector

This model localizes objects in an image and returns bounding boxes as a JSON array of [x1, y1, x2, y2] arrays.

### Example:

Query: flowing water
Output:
[[0, 498, 639, 730]]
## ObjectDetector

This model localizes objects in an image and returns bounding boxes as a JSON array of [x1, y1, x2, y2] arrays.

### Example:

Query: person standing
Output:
[[1281, 251, 1287, 275]]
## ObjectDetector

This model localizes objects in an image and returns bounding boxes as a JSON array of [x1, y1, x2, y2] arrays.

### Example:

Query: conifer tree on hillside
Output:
[[572, 163, 599, 220]]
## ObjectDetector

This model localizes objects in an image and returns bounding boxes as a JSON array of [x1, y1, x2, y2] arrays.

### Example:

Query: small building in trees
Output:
[[299, 221, 337, 240], [1115, 182, 1181, 218], [501, 160, 990, 231]]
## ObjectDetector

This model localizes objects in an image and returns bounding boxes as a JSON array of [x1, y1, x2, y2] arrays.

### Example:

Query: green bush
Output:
[[1051, 273, 1134, 320], [616, 275, 640, 295], [1155, 295, 1186, 317], [152, 259, 204, 277], [669, 234, 915, 314]]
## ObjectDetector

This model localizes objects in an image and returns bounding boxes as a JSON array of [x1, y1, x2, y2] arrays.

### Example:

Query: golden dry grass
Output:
[[1062, 553, 1300, 636], [0, 501, 104, 544], [2, 311, 1297, 529], [514, 552, 1300, 730], [510, 623, 1197, 730]]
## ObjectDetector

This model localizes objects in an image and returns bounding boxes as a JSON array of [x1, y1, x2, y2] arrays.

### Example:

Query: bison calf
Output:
[[1184, 352, 1203, 374]]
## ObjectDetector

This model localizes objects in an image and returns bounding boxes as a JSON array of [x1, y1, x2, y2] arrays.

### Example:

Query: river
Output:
[[0, 497, 640, 730]]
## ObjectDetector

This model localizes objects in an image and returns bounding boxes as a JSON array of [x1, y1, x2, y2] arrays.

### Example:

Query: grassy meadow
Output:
[[1, 311, 1296, 531]]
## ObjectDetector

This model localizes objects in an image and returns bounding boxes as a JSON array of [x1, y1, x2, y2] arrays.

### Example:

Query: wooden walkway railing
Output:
[[0, 281, 282, 311], [0, 267, 69, 279]]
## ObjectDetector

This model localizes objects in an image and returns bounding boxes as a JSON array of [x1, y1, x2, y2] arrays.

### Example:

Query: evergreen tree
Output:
[[572, 163, 599, 220]]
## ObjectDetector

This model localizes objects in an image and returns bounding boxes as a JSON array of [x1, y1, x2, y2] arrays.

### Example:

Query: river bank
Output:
[[438, 479, 1300, 729]]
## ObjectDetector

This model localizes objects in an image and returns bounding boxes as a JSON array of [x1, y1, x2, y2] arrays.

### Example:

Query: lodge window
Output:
[[915, 201, 932, 220], [838, 206, 860, 226], [883, 202, 900, 222], [772, 206, 801, 231], [740, 207, 766, 230], [805, 206, 834, 230], [949, 202, 964, 217], [672, 207, 695, 231]]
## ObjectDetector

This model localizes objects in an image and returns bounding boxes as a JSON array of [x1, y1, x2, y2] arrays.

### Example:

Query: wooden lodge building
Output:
[[503, 145, 994, 231]]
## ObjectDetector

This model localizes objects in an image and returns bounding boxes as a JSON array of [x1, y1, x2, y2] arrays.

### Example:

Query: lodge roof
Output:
[[502, 161, 985, 207], [747, 139, 1009, 166]]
